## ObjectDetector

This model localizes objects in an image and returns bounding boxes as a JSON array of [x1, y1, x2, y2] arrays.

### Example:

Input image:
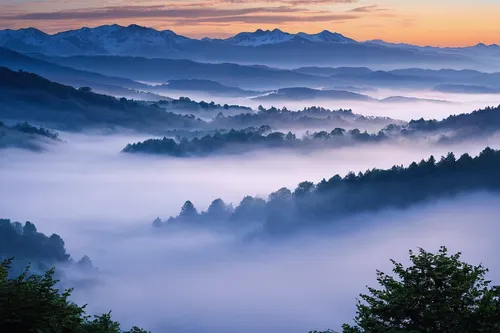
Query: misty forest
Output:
[[1, 11, 500, 333]]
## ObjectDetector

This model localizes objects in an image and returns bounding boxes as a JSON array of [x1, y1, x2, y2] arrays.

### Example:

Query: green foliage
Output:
[[83, 312, 121, 333], [0, 258, 150, 333], [0, 258, 86, 332], [337, 246, 500, 333]]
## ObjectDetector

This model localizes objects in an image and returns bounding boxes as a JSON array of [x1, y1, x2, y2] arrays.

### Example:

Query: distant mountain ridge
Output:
[[204, 28, 355, 46], [0, 66, 204, 132], [0, 47, 167, 100], [0, 24, 491, 69], [0, 25, 191, 56]]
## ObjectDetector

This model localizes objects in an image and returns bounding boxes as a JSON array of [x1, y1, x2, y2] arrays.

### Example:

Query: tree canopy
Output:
[[312, 246, 500, 333], [0, 258, 149, 333], [0, 219, 93, 275]]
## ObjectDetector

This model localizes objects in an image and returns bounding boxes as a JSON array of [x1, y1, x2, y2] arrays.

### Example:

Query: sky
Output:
[[0, 0, 499, 46]]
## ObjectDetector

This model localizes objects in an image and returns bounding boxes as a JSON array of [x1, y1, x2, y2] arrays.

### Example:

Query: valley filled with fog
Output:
[[2, 132, 500, 223], [2, 130, 500, 332], [1, 22, 500, 333]]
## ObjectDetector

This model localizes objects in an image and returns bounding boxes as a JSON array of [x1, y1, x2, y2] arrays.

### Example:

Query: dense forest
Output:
[[0, 218, 92, 273], [122, 125, 387, 157], [406, 105, 500, 141], [154, 147, 500, 234]]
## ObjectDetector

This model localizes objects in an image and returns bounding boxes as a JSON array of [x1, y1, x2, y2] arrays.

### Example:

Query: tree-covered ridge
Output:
[[210, 105, 403, 130], [0, 120, 61, 150], [312, 246, 500, 333], [156, 97, 252, 114], [122, 125, 387, 157], [154, 147, 500, 233], [0, 259, 148, 333], [407, 105, 500, 135], [0, 218, 91, 272], [0, 67, 205, 132], [365, 105, 500, 144], [9, 122, 59, 140]]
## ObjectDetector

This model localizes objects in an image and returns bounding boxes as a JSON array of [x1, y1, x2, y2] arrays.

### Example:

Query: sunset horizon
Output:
[[1, 0, 499, 47], [3, 23, 500, 48]]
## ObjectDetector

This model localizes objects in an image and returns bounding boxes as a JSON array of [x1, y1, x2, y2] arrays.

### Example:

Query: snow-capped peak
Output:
[[225, 29, 294, 46], [297, 30, 356, 43], [0, 24, 198, 56], [0, 27, 49, 46], [222, 29, 355, 46]]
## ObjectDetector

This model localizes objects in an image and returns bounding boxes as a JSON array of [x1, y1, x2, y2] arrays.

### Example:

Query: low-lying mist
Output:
[[149, 89, 500, 122], [41, 194, 500, 333], [2, 132, 500, 227], [2, 133, 500, 332]]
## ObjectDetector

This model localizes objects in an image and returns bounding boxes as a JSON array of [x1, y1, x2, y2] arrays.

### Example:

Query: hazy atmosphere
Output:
[[1, 1, 500, 332]]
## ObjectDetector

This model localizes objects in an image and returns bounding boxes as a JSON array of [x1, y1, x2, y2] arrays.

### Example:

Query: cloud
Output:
[[175, 13, 358, 24], [222, 0, 358, 4], [5, 5, 302, 21], [349, 5, 385, 13]]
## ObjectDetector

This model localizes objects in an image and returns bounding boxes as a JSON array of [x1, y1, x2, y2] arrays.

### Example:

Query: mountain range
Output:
[[2, 46, 500, 103], [1, 24, 498, 69], [203, 28, 356, 46], [0, 66, 203, 132], [0, 47, 166, 100]]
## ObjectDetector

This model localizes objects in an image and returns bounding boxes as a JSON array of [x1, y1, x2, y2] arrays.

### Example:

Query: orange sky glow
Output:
[[0, 0, 498, 46]]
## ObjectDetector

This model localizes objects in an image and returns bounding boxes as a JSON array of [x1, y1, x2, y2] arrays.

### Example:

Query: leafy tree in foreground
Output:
[[0, 258, 149, 333], [312, 246, 500, 333]]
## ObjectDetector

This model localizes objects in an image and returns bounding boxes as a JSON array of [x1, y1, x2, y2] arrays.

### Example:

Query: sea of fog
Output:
[[1, 133, 500, 332], [153, 89, 500, 121]]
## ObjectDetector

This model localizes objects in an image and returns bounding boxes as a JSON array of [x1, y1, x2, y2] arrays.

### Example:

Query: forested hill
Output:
[[0, 121, 60, 151], [0, 218, 92, 273], [210, 105, 402, 130], [0, 67, 205, 132], [154, 147, 500, 234], [122, 126, 387, 157], [408, 105, 500, 133]]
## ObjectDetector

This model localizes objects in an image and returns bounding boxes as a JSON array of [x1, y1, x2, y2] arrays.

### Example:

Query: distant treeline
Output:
[[0, 121, 60, 151], [156, 97, 252, 113], [154, 147, 500, 234], [408, 105, 500, 134], [209, 105, 401, 130], [126, 105, 500, 157], [0, 218, 92, 272], [122, 125, 387, 157], [0, 121, 59, 140]]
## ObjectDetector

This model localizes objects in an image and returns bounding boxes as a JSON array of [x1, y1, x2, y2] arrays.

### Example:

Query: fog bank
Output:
[[2, 133, 500, 332]]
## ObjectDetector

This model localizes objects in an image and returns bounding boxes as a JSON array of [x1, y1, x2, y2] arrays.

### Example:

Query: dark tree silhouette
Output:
[[154, 147, 500, 235], [311, 247, 500, 333]]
